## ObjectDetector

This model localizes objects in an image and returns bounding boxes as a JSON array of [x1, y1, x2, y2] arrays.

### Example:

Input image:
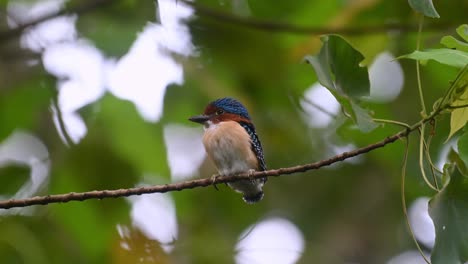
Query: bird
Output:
[[189, 97, 267, 203]]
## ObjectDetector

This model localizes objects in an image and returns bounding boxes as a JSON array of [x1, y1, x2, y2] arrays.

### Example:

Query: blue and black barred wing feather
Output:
[[240, 122, 267, 180]]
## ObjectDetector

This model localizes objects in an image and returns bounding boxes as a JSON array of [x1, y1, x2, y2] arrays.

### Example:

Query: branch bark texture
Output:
[[0, 124, 418, 209]]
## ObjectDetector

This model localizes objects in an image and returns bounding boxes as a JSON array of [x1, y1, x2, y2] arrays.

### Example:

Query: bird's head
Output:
[[189, 97, 251, 126]]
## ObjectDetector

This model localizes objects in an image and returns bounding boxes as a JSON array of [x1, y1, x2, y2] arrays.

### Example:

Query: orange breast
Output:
[[202, 121, 258, 175]]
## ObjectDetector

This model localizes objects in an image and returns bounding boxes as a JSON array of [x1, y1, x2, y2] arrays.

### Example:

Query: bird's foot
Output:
[[247, 169, 256, 183], [211, 174, 220, 190]]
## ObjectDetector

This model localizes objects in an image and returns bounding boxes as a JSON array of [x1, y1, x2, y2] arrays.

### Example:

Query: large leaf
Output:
[[304, 35, 376, 132], [408, 0, 440, 18], [400, 49, 468, 68], [447, 66, 468, 140], [98, 94, 169, 176], [429, 163, 468, 263], [458, 128, 468, 169], [304, 35, 370, 98]]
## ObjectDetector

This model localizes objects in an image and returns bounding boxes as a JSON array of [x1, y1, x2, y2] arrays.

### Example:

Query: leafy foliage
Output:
[[441, 24, 468, 52], [1, 0, 468, 263], [399, 49, 468, 68], [445, 66, 468, 140], [304, 35, 377, 132], [429, 160, 468, 263]]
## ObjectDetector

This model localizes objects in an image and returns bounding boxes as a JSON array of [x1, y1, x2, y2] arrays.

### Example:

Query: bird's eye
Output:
[[216, 109, 224, 115]]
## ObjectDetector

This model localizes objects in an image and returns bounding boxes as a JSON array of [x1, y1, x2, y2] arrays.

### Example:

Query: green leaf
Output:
[[429, 163, 468, 263], [399, 49, 468, 68], [0, 164, 30, 196], [450, 107, 468, 140], [98, 94, 169, 176], [457, 24, 468, 42], [350, 101, 378, 132], [447, 66, 468, 140], [458, 129, 468, 169], [304, 35, 370, 99], [408, 0, 440, 18], [441, 36, 468, 53], [441, 25, 468, 52], [0, 76, 54, 140], [76, 0, 155, 56], [304, 35, 376, 132]]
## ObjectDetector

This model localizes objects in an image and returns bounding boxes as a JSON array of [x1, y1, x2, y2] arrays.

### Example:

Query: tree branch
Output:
[[179, 0, 458, 35], [0, 119, 427, 209], [0, 0, 114, 43]]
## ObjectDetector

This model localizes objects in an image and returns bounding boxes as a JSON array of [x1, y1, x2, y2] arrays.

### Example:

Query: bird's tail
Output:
[[242, 191, 264, 204]]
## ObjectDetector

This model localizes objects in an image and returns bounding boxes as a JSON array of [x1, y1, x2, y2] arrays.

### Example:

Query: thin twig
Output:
[[1, 114, 435, 209], [373, 118, 411, 129]]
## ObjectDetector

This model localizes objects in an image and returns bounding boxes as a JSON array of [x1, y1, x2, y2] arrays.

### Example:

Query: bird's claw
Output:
[[211, 174, 219, 191], [247, 169, 256, 183]]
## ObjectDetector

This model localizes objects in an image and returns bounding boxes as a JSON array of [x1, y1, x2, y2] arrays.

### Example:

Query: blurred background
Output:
[[0, 0, 467, 263]]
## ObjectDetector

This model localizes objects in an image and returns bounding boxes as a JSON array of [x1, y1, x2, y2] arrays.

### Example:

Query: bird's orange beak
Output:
[[189, 114, 210, 124]]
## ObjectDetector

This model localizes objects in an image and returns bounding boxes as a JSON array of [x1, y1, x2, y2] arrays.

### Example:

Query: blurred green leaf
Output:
[[0, 220, 48, 264], [350, 101, 378, 132], [457, 24, 468, 42], [441, 25, 468, 52], [98, 94, 169, 176], [304, 35, 375, 132], [447, 66, 468, 140], [305, 35, 370, 99], [441, 36, 468, 53], [429, 162, 468, 264], [76, 0, 155, 56], [0, 164, 30, 196], [458, 129, 468, 169], [408, 0, 440, 18], [0, 76, 53, 140], [399, 49, 468, 68]]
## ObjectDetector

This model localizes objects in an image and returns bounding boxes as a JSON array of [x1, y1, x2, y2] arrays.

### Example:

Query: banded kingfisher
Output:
[[189, 97, 267, 203]]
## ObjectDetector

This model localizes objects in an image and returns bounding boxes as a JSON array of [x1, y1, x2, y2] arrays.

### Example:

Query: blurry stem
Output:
[[401, 138, 432, 264], [51, 89, 74, 146], [416, 15, 427, 116], [373, 118, 411, 129], [448, 103, 468, 109], [302, 97, 337, 118], [341, 107, 352, 119], [414, 15, 438, 192], [424, 131, 441, 189], [419, 126, 438, 191]]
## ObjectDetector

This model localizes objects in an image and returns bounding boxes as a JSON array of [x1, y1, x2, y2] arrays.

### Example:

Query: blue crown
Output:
[[212, 97, 251, 120]]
